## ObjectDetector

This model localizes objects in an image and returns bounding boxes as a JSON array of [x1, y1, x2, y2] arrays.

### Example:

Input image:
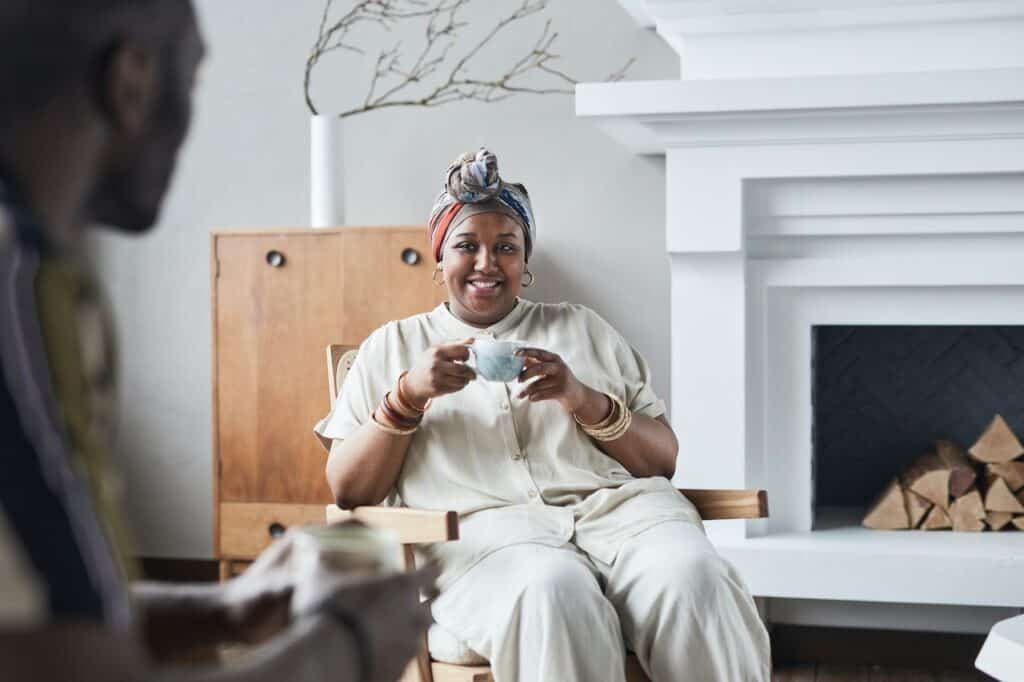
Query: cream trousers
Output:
[[430, 521, 771, 682]]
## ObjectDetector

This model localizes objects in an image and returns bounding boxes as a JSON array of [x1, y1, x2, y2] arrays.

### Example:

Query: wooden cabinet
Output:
[[211, 228, 445, 572]]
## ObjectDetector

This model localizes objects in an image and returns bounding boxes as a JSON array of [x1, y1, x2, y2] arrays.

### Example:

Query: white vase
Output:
[[310, 115, 345, 228]]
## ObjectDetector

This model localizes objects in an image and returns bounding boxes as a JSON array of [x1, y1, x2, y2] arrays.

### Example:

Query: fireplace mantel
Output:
[[579, 1, 1024, 613], [611, 0, 1024, 79], [577, 68, 1024, 154]]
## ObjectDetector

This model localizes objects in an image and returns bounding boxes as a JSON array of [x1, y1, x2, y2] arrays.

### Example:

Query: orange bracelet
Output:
[[396, 371, 431, 414]]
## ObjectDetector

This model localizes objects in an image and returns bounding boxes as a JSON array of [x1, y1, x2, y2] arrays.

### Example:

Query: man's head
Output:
[[0, 0, 204, 233]]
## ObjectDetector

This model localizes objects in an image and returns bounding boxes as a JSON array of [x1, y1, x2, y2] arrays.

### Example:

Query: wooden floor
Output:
[[773, 664, 994, 681]]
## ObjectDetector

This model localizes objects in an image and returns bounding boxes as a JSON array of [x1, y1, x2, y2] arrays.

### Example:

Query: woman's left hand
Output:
[[515, 348, 592, 414], [515, 348, 582, 411]]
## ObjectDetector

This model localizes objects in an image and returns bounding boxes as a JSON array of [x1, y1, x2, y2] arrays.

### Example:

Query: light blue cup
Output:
[[468, 339, 527, 382]]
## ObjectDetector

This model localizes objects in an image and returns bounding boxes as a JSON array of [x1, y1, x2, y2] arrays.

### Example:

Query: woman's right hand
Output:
[[402, 338, 476, 405]]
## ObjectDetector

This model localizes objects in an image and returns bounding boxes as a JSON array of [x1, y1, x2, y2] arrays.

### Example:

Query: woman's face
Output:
[[441, 211, 526, 327]]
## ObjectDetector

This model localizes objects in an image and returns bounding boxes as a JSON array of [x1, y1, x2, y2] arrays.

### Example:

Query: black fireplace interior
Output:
[[811, 325, 1024, 520]]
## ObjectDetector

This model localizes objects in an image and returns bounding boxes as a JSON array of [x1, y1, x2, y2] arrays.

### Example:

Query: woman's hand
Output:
[[516, 348, 611, 423], [402, 338, 476, 406]]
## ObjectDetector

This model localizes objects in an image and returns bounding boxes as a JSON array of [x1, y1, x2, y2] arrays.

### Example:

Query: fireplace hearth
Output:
[[578, 0, 1024, 612], [812, 325, 1024, 520]]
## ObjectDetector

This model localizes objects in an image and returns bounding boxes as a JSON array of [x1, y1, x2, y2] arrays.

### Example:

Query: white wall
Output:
[[88, 0, 677, 558]]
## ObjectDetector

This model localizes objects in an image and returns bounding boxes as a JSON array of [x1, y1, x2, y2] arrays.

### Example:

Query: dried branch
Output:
[[304, 0, 634, 117]]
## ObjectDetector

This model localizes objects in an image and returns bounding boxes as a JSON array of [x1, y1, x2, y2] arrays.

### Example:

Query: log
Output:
[[986, 511, 1014, 531], [863, 479, 910, 530], [987, 461, 1024, 492], [935, 439, 976, 498], [968, 414, 1024, 464], [950, 490, 986, 531], [1013, 516, 1024, 531], [904, 489, 932, 528], [921, 504, 953, 530], [902, 453, 950, 509], [984, 476, 1024, 513]]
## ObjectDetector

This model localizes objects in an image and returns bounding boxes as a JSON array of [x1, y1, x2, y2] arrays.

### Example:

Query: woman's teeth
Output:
[[469, 281, 500, 289]]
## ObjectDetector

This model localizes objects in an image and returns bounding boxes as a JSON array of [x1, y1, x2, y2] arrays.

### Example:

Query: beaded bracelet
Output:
[[380, 393, 422, 430], [371, 410, 418, 436]]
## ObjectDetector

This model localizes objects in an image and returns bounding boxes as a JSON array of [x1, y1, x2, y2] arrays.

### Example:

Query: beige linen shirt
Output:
[[314, 299, 701, 589]]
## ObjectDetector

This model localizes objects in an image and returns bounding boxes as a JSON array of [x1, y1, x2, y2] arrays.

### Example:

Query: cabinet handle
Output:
[[268, 522, 286, 538], [400, 248, 421, 266], [266, 250, 286, 268]]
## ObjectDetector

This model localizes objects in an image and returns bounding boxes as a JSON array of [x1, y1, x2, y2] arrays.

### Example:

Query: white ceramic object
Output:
[[467, 339, 527, 382], [976, 614, 1024, 681], [290, 523, 401, 615], [310, 115, 345, 228]]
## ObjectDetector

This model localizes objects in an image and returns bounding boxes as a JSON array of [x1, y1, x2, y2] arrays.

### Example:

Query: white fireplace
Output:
[[578, 0, 1024, 622]]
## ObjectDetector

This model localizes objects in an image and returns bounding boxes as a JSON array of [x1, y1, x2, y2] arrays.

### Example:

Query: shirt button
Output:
[[500, 402, 509, 410], [512, 451, 525, 460]]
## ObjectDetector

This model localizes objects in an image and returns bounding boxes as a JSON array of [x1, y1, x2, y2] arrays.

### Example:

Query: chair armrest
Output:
[[679, 489, 769, 520], [325, 489, 768, 545], [326, 504, 459, 544]]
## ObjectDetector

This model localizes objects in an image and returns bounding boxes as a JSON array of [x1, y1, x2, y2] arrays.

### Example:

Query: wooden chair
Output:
[[323, 344, 769, 682]]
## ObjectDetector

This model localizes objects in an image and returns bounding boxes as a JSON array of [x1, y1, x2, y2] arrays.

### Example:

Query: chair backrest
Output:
[[326, 344, 358, 405]]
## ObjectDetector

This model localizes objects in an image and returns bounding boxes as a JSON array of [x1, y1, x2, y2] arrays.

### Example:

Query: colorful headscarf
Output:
[[427, 148, 535, 262]]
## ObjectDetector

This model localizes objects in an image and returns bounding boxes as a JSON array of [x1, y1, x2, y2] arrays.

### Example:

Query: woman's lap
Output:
[[430, 521, 730, 648], [430, 541, 625, 679], [429, 522, 769, 681], [430, 541, 614, 645]]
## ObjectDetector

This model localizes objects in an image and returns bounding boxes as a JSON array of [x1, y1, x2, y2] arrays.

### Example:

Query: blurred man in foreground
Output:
[[0, 2, 433, 680]]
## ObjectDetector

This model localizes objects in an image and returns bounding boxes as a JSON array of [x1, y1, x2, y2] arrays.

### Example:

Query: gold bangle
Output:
[[589, 407, 632, 442], [370, 411, 417, 436], [574, 393, 616, 430], [580, 394, 632, 441]]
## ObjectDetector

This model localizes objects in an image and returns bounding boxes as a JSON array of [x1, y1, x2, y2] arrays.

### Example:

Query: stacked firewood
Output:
[[863, 414, 1024, 531]]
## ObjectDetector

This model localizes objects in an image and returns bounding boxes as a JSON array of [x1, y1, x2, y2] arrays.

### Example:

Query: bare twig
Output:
[[304, 0, 634, 117]]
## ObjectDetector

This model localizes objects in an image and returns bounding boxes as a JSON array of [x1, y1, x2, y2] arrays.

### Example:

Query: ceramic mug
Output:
[[290, 522, 401, 615], [467, 338, 527, 382]]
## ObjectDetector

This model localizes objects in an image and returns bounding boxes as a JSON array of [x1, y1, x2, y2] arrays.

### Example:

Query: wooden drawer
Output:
[[219, 502, 327, 559]]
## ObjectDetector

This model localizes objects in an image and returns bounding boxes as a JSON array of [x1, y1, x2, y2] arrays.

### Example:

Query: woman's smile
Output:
[[441, 211, 526, 326], [466, 276, 505, 298]]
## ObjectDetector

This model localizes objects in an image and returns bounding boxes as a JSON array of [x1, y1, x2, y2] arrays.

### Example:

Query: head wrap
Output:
[[427, 148, 535, 262]]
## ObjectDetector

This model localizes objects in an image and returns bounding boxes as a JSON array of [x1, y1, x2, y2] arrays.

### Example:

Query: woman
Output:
[[315, 149, 770, 682]]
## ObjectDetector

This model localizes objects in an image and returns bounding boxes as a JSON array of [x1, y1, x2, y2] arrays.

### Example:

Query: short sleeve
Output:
[[619, 341, 666, 419], [586, 308, 666, 419], [313, 330, 386, 451]]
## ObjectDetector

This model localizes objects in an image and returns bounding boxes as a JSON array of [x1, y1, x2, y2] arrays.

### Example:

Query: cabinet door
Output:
[[340, 229, 447, 345], [213, 228, 445, 510], [214, 232, 343, 505]]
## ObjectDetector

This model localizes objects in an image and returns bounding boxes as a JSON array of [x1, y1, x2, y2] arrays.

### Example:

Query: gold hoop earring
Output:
[[433, 265, 445, 285], [522, 271, 535, 288]]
